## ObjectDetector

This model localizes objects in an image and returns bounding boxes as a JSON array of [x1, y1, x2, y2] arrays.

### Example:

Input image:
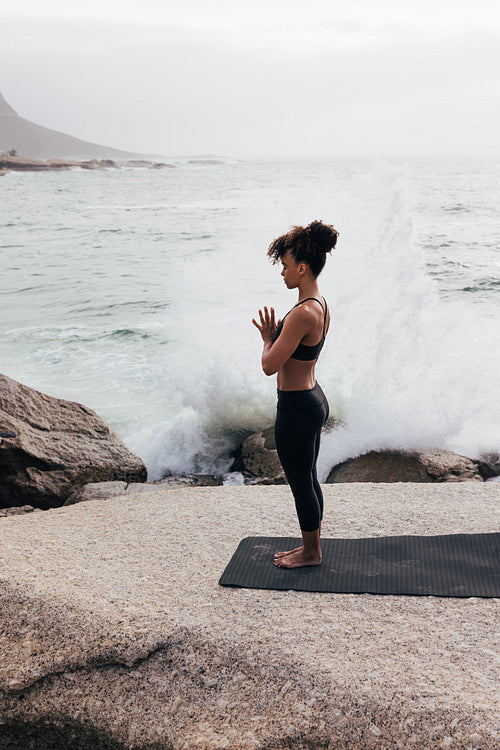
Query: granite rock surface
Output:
[[0, 483, 498, 749], [64, 477, 226, 506]]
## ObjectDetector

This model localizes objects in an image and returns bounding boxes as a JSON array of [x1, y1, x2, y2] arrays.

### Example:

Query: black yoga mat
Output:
[[219, 533, 500, 597]]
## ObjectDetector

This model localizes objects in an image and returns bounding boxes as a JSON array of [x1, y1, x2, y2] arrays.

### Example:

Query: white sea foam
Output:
[[317, 165, 500, 478], [1, 161, 499, 479], [124, 162, 500, 478]]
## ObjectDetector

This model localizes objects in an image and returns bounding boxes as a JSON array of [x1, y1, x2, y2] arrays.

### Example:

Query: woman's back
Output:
[[276, 297, 330, 391]]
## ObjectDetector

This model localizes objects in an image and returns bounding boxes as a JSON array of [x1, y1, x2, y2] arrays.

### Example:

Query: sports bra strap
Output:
[[321, 297, 328, 335], [293, 297, 325, 311]]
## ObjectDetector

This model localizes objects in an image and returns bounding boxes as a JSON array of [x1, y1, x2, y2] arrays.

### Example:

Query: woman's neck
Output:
[[297, 278, 320, 301]]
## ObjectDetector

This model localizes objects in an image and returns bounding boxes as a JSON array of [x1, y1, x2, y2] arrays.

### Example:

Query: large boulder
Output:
[[0, 374, 146, 509], [327, 449, 497, 484], [231, 427, 286, 484], [481, 451, 500, 475]]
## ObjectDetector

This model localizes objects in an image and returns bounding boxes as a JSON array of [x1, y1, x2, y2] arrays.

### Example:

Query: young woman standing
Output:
[[252, 220, 338, 568]]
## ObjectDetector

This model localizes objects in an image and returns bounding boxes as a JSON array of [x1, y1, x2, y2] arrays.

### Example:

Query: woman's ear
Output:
[[298, 262, 308, 276]]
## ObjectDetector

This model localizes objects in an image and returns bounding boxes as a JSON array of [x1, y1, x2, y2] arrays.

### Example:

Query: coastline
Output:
[[1, 483, 498, 749], [0, 155, 174, 173]]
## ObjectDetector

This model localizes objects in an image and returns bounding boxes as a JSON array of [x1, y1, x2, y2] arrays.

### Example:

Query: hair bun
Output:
[[267, 218, 339, 277], [305, 220, 338, 252]]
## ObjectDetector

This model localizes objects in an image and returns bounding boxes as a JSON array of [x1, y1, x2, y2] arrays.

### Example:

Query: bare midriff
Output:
[[277, 359, 317, 391]]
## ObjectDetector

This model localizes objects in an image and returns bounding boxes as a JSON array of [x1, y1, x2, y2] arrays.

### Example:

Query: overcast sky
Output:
[[2, 0, 500, 158]]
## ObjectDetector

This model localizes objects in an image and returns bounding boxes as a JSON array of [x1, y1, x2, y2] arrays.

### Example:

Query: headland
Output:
[[0, 91, 160, 164]]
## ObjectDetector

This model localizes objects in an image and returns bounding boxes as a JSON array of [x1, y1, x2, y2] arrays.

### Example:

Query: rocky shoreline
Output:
[[232, 426, 498, 486], [0, 156, 175, 175], [1, 373, 499, 517]]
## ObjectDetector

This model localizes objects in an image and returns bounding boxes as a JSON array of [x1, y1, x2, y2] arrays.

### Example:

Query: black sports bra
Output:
[[274, 297, 328, 361]]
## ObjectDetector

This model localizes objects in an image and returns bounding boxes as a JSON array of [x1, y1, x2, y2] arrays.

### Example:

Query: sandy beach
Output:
[[0, 482, 498, 749]]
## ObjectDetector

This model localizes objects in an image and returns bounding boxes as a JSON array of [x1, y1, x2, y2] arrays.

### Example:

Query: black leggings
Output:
[[274, 382, 329, 532]]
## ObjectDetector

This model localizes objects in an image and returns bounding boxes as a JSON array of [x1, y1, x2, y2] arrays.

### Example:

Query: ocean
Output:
[[1, 158, 499, 481]]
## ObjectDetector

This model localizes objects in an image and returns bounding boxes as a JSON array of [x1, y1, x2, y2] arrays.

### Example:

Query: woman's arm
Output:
[[252, 306, 312, 376]]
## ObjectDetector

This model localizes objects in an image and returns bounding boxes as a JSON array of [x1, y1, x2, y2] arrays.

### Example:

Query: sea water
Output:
[[1, 159, 499, 480]]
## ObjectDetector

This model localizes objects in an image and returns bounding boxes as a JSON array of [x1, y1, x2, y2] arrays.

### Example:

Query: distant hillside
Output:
[[0, 92, 148, 160]]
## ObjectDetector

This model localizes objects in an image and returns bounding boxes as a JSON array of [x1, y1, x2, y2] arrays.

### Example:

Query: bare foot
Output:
[[274, 548, 322, 568], [274, 545, 303, 560]]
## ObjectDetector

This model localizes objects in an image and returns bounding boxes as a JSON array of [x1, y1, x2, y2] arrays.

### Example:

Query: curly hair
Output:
[[267, 220, 338, 278]]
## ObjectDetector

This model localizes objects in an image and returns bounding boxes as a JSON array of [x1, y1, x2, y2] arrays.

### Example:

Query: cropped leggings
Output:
[[274, 382, 329, 532]]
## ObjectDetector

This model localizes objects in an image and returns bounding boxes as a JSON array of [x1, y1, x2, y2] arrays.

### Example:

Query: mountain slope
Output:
[[0, 92, 146, 160]]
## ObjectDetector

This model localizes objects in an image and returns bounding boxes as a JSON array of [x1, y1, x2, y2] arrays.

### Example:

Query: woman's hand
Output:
[[252, 306, 279, 343]]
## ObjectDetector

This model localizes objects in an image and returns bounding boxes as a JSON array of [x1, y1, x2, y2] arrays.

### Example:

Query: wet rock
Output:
[[150, 162, 176, 169], [0, 156, 76, 171], [0, 373, 146, 509], [98, 159, 119, 168], [155, 474, 224, 487], [124, 160, 176, 169], [80, 159, 102, 170], [326, 449, 497, 484], [125, 159, 152, 167], [231, 427, 286, 484], [46, 158, 81, 168], [480, 451, 500, 474], [0, 155, 169, 174]]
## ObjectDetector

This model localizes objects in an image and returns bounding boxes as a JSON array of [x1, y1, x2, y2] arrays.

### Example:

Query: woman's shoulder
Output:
[[292, 298, 325, 316], [284, 300, 323, 328]]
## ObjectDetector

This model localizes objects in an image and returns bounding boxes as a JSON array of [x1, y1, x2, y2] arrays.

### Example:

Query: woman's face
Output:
[[280, 250, 303, 289]]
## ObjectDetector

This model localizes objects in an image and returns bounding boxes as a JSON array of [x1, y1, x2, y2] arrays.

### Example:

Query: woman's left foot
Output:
[[274, 545, 303, 560], [274, 549, 322, 568]]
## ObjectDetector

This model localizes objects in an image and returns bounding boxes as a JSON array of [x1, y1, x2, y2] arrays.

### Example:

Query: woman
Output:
[[252, 220, 338, 568]]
